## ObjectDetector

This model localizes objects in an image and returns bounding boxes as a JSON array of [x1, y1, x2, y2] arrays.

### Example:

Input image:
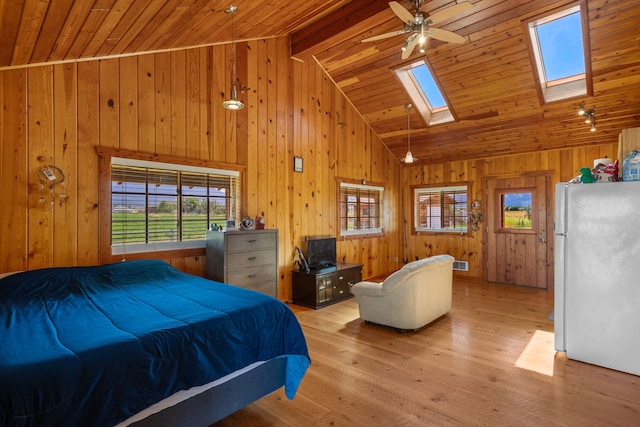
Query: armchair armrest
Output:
[[350, 281, 385, 297]]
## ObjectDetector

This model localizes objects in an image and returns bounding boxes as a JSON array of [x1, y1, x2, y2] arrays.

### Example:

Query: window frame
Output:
[[522, 0, 593, 104], [395, 60, 455, 126], [412, 183, 470, 234], [338, 180, 384, 238], [97, 147, 245, 263]]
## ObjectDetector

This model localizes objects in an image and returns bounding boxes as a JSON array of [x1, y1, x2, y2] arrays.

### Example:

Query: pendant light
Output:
[[222, 5, 244, 110], [401, 103, 417, 163]]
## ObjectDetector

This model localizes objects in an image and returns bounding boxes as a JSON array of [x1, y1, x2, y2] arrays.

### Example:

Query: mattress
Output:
[[0, 260, 310, 427]]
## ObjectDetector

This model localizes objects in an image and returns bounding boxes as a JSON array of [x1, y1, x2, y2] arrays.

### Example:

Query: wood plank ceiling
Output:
[[1, 0, 639, 165]]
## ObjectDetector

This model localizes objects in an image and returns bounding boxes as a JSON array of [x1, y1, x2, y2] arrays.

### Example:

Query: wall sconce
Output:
[[468, 199, 483, 231], [577, 101, 596, 132], [38, 165, 66, 207]]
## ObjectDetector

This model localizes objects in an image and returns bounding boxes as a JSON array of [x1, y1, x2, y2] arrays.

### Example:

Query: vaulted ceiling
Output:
[[1, 0, 639, 165]]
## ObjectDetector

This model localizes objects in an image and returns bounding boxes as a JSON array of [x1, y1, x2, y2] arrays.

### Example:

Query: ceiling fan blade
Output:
[[362, 29, 408, 43], [425, 1, 472, 25], [402, 37, 419, 60], [389, 1, 415, 24], [429, 28, 467, 43]]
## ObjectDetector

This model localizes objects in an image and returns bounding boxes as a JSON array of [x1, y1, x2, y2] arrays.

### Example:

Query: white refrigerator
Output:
[[554, 181, 640, 376]]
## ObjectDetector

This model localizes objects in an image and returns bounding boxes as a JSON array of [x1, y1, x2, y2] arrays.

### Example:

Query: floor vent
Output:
[[452, 260, 469, 271]]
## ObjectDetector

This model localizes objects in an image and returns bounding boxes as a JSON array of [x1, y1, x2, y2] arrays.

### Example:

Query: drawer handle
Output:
[[248, 274, 257, 278], [248, 239, 257, 243], [248, 256, 257, 261]]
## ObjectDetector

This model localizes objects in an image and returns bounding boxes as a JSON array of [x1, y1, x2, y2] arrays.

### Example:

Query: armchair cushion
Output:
[[350, 255, 454, 331]]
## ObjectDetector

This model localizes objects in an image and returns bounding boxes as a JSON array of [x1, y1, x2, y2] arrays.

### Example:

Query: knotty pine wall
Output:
[[0, 37, 402, 301], [402, 142, 618, 284], [0, 34, 620, 297]]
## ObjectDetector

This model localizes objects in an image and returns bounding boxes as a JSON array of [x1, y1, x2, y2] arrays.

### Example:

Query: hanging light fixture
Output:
[[222, 5, 244, 110], [577, 101, 596, 132], [401, 103, 417, 163]]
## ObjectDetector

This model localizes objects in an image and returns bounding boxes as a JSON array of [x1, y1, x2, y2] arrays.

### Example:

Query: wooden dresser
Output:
[[206, 229, 278, 298]]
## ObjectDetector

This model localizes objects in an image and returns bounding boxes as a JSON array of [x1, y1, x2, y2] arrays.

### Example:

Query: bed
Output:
[[0, 259, 310, 427]]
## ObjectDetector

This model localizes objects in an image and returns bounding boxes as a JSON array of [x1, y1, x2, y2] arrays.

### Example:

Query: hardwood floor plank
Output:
[[214, 277, 640, 426]]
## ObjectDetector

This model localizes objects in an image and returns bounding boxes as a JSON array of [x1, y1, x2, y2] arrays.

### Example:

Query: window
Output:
[[396, 60, 454, 126], [99, 150, 241, 259], [339, 182, 383, 237], [414, 185, 468, 233], [525, 3, 592, 102], [501, 192, 532, 230]]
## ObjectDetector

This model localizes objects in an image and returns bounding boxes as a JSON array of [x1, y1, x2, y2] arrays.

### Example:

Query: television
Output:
[[307, 238, 337, 271]]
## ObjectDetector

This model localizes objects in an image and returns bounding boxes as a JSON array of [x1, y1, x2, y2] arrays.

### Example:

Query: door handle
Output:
[[539, 231, 547, 243]]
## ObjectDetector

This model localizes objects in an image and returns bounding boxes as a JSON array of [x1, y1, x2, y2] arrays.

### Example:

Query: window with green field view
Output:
[[502, 192, 532, 229], [339, 182, 383, 236], [414, 185, 468, 233], [111, 158, 239, 254]]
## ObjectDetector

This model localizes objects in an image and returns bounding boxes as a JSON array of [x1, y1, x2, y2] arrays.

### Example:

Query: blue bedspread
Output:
[[0, 260, 310, 427]]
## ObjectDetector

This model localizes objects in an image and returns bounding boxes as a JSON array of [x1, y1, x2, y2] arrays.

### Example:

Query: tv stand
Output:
[[292, 262, 362, 309], [309, 265, 337, 274]]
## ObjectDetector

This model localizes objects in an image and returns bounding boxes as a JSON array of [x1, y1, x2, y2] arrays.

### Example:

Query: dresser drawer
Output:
[[226, 249, 275, 269], [227, 232, 276, 252], [227, 265, 277, 287], [241, 281, 277, 298]]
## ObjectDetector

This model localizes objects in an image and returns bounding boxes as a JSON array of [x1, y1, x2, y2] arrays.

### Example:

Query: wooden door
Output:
[[485, 174, 549, 288]]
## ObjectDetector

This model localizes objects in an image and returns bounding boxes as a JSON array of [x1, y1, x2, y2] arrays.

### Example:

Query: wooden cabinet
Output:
[[206, 229, 278, 298], [292, 262, 362, 309]]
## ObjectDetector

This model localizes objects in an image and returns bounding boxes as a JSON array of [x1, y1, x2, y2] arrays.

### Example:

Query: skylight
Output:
[[396, 61, 454, 125], [525, 3, 592, 102], [536, 12, 585, 82], [411, 64, 446, 109]]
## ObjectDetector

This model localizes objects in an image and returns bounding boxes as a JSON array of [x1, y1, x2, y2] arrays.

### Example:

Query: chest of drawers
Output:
[[206, 229, 278, 297]]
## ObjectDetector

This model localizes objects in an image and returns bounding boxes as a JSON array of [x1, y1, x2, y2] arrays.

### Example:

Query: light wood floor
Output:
[[215, 277, 640, 426]]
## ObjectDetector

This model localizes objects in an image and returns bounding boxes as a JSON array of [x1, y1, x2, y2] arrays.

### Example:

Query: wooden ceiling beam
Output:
[[290, 0, 392, 60]]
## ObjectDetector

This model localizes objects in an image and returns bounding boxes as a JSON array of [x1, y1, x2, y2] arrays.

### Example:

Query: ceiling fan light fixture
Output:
[[361, 1, 471, 59], [223, 5, 244, 111]]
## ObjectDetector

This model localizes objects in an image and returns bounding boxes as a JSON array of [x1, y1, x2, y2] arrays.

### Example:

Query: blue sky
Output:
[[504, 193, 531, 208], [537, 12, 585, 80]]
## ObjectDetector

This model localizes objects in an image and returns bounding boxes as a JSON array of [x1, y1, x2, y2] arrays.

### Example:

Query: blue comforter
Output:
[[0, 260, 310, 427]]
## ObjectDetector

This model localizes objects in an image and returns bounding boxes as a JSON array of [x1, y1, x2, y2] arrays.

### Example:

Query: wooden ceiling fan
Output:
[[362, 1, 472, 59]]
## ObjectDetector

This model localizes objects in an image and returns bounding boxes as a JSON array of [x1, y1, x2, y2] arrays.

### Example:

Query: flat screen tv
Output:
[[307, 238, 337, 270]]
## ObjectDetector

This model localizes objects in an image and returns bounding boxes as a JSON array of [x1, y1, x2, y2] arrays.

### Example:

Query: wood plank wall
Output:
[[0, 37, 401, 301], [0, 33, 621, 297], [401, 142, 618, 283]]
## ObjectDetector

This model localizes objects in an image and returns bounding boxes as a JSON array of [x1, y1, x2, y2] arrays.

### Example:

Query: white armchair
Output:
[[350, 255, 454, 331]]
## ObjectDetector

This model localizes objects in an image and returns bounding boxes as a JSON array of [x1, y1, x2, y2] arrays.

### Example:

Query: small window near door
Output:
[[500, 192, 533, 230]]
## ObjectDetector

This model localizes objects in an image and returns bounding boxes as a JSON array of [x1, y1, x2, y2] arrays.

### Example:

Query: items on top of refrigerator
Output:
[[570, 159, 619, 184], [622, 150, 640, 181]]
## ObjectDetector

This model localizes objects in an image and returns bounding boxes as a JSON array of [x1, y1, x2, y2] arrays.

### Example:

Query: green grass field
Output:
[[112, 212, 227, 243], [503, 210, 532, 229]]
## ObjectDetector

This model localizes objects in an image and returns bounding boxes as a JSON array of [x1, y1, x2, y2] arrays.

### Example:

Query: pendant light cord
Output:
[[230, 7, 236, 89], [407, 104, 411, 152]]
